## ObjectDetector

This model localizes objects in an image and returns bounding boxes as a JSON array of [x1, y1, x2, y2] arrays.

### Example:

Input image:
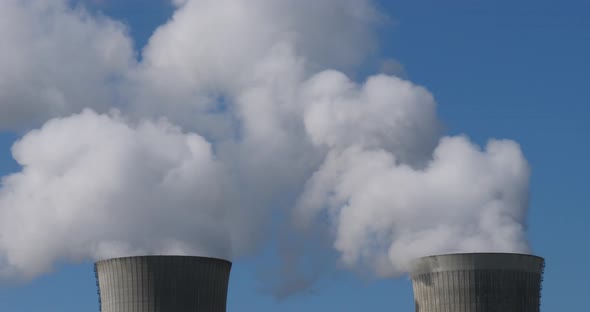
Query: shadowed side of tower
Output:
[[410, 253, 544, 312], [95, 256, 231, 312]]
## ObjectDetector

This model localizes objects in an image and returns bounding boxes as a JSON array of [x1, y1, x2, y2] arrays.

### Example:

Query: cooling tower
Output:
[[410, 253, 544, 312], [94, 256, 231, 312]]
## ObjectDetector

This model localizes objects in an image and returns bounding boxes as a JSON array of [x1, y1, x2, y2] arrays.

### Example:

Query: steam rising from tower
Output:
[[0, 0, 533, 290]]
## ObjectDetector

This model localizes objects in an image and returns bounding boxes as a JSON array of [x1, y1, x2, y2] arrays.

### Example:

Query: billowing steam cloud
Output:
[[0, 0, 530, 283], [296, 137, 530, 276], [0, 0, 134, 130], [0, 110, 233, 278], [295, 72, 530, 276]]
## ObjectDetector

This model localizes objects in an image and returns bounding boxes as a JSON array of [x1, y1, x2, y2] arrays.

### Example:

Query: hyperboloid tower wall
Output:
[[410, 253, 544, 312], [94, 255, 231, 312]]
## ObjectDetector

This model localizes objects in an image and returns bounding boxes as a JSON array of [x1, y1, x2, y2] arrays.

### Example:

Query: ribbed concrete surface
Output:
[[410, 253, 544, 312], [95, 256, 231, 312]]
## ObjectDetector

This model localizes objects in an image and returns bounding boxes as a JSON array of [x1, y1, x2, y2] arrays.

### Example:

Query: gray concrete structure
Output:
[[95, 256, 231, 312], [410, 253, 544, 312]]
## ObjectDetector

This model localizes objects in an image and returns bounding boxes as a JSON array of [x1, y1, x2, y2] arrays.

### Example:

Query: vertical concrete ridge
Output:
[[95, 255, 232, 312], [410, 253, 544, 312]]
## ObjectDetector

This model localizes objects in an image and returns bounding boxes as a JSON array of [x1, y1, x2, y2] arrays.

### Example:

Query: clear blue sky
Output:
[[0, 0, 588, 311]]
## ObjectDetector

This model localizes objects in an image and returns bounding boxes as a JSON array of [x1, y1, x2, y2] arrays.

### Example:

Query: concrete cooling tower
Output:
[[410, 253, 544, 312], [94, 256, 231, 312]]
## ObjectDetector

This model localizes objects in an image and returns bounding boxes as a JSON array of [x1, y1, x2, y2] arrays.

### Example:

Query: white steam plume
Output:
[[0, 110, 233, 278], [0, 0, 531, 286], [296, 138, 530, 276], [0, 0, 134, 130]]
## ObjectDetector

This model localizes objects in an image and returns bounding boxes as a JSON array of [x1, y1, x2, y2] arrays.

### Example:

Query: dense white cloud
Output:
[[126, 0, 379, 137], [0, 110, 232, 278], [295, 70, 529, 277], [302, 71, 440, 165], [0, 0, 134, 130], [0, 0, 532, 285], [296, 137, 530, 276], [143, 0, 378, 90]]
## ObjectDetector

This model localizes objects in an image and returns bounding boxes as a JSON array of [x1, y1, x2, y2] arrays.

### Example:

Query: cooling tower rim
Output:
[[94, 254, 232, 266], [410, 252, 544, 276], [415, 252, 544, 261]]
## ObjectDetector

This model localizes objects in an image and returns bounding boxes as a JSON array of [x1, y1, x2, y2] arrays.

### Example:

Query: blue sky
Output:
[[0, 0, 589, 311]]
